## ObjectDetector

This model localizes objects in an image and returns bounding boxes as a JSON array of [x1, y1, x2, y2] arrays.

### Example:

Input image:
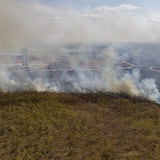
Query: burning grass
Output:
[[0, 92, 160, 159]]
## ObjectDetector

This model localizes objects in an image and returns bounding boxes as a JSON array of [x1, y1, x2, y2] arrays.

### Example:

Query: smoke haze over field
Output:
[[1, 0, 160, 103], [1, 0, 160, 49], [0, 45, 160, 103]]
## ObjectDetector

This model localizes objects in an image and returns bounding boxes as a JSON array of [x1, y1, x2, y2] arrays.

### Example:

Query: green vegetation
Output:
[[0, 92, 160, 160]]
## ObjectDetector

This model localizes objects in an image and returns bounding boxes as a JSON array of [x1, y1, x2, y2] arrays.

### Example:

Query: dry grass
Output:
[[0, 92, 160, 160]]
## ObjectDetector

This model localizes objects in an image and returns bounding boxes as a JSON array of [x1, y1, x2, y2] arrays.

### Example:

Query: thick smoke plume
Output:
[[1, 46, 160, 103], [0, 0, 160, 103]]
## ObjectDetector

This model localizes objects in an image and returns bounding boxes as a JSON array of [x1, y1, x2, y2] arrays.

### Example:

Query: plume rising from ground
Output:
[[0, 45, 160, 103], [0, 1, 160, 103]]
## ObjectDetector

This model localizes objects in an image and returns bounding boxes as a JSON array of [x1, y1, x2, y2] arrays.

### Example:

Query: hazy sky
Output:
[[40, 0, 160, 10], [1, 0, 160, 49]]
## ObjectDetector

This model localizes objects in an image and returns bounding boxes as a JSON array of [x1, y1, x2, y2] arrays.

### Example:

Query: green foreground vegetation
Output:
[[0, 92, 160, 160]]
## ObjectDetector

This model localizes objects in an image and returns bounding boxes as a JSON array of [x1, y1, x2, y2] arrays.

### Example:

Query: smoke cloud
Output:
[[0, 1, 160, 103], [0, 0, 160, 49], [0, 46, 160, 103]]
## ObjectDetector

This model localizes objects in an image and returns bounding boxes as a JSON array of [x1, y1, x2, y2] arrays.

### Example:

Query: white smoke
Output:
[[0, 47, 160, 103], [0, 1, 160, 103], [0, 0, 160, 50]]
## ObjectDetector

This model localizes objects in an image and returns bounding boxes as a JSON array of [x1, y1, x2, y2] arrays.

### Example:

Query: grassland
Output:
[[0, 92, 160, 160]]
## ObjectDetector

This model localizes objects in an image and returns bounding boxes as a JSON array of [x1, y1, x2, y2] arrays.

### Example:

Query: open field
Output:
[[0, 92, 160, 160]]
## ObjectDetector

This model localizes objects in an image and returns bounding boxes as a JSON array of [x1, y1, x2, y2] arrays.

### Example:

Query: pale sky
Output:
[[1, 0, 160, 49], [40, 0, 160, 11]]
